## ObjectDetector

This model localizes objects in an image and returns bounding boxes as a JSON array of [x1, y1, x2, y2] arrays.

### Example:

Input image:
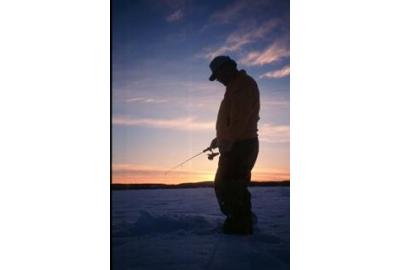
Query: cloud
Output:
[[261, 99, 289, 108], [210, 0, 249, 24], [203, 19, 280, 59], [126, 97, 169, 103], [112, 163, 212, 184], [166, 9, 183, 22], [259, 65, 290, 79], [239, 39, 289, 66], [112, 163, 289, 183], [258, 123, 289, 143], [210, 0, 269, 24], [251, 170, 290, 181], [114, 116, 288, 143], [113, 79, 224, 112], [112, 116, 214, 131]]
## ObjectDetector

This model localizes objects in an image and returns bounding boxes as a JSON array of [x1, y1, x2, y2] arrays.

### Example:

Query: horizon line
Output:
[[112, 179, 290, 186]]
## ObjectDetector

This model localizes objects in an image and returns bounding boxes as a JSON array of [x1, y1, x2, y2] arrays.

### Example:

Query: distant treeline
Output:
[[112, 180, 290, 190]]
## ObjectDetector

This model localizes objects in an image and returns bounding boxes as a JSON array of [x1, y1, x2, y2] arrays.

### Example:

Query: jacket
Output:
[[216, 70, 260, 142]]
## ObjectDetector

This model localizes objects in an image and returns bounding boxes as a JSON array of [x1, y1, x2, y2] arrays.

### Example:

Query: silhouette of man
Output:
[[208, 56, 260, 234]]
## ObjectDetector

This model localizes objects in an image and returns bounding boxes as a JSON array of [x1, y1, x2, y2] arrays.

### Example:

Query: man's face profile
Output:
[[214, 64, 235, 86]]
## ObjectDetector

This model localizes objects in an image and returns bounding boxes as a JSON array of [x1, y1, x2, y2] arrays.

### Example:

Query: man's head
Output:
[[209, 56, 238, 86]]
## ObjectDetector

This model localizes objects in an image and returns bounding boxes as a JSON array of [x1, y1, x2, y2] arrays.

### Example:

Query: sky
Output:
[[112, 0, 290, 184]]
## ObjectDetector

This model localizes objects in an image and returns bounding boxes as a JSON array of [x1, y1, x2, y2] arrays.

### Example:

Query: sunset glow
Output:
[[112, 0, 289, 184], [112, 163, 289, 185]]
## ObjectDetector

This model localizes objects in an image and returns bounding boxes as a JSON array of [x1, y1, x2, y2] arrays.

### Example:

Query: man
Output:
[[208, 55, 260, 235]]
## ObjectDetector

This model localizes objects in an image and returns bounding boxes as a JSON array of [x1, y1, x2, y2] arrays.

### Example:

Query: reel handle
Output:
[[207, 152, 219, 160], [203, 147, 219, 160]]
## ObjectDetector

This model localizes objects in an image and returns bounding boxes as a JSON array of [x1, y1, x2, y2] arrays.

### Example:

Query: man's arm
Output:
[[225, 89, 256, 141]]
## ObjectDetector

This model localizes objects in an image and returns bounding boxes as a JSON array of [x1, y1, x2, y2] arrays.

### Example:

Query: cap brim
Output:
[[209, 73, 216, 81]]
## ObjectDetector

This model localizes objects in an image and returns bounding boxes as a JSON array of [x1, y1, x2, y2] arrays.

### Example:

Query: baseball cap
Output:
[[208, 56, 237, 81]]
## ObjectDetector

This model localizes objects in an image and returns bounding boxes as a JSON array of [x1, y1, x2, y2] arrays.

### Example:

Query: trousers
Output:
[[214, 138, 259, 220]]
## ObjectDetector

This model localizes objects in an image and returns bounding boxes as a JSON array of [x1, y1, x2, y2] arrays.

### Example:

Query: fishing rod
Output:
[[164, 147, 219, 175]]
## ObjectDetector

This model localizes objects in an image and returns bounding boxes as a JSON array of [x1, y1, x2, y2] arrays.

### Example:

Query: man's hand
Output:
[[209, 137, 218, 149], [210, 137, 233, 153]]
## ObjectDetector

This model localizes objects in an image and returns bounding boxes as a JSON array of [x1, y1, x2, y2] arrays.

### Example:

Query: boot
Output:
[[223, 216, 253, 235]]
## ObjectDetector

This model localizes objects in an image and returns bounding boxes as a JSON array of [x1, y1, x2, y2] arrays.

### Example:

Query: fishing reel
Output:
[[203, 147, 220, 160]]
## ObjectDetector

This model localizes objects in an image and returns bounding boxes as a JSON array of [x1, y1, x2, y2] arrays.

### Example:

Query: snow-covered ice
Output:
[[112, 186, 289, 270]]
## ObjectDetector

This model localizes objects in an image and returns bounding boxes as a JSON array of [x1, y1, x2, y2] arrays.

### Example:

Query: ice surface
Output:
[[112, 187, 289, 270]]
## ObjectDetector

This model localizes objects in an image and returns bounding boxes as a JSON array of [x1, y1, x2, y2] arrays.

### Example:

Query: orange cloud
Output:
[[112, 163, 289, 184], [112, 163, 212, 184], [252, 170, 290, 181]]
